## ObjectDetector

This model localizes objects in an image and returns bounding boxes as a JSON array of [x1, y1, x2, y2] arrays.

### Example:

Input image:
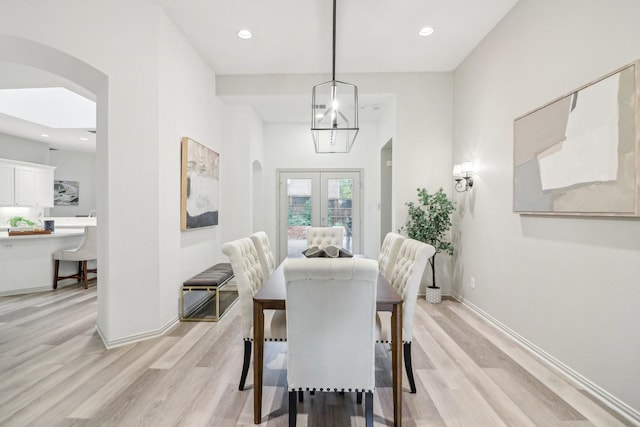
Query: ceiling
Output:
[[0, 0, 519, 152], [149, 0, 519, 74], [0, 63, 97, 153]]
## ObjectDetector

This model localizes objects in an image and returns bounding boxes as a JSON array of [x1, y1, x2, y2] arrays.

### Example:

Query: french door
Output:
[[277, 170, 362, 261]]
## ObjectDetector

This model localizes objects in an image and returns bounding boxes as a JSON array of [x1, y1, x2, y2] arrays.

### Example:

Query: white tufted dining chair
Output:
[[306, 226, 344, 249], [377, 232, 405, 281], [284, 257, 378, 427], [249, 231, 276, 278], [53, 225, 97, 289], [222, 237, 287, 391], [376, 238, 435, 393]]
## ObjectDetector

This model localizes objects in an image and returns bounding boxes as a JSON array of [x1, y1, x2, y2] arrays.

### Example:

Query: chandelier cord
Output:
[[332, 0, 336, 81]]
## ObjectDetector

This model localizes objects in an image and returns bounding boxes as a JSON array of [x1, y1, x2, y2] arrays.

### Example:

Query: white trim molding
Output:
[[96, 316, 179, 350], [456, 295, 640, 426], [0, 286, 50, 296]]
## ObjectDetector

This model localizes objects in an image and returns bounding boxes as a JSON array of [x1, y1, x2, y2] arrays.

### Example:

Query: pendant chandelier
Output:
[[311, 0, 359, 153]]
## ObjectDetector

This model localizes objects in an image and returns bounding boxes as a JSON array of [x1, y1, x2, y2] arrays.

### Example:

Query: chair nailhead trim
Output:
[[289, 387, 374, 393]]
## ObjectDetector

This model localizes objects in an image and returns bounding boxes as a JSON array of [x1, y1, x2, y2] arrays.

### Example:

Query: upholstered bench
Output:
[[180, 263, 237, 322]]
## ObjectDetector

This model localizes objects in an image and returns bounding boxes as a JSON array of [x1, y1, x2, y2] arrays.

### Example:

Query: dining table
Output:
[[252, 258, 404, 426]]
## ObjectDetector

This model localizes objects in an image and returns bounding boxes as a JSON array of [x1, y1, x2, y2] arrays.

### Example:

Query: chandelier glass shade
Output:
[[310, 0, 359, 153]]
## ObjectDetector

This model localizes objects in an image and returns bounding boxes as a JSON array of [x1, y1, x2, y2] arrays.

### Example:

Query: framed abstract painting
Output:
[[513, 60, 640, 216], [181, 137, 220, 229], [54, 180, 79, 206]]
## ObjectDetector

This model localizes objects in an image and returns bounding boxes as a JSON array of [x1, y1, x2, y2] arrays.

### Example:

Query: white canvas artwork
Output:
[[513, 61, 639, 216]]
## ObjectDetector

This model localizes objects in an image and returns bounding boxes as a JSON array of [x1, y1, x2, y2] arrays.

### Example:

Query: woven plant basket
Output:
[[426, 286, 441, 304]]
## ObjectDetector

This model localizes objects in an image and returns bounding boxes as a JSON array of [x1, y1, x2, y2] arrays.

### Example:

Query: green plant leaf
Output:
[[398, 188, 455, 287], [8, 216, 36, 227]]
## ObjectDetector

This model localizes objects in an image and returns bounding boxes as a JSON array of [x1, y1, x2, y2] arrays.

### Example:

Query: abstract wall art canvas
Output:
[[514, 61, 640, 216], [181, 137, 219, 229], [54, 180, 79, 206]]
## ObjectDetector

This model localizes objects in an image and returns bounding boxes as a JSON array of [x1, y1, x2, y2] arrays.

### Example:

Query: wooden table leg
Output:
[[391, 302, 403, 427], [253, 300, 265, 424]]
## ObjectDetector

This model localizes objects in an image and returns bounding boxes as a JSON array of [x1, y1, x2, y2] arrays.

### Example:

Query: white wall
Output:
[[262, 122, 379, 259], [49, 150, 96, 216], [220, 105, 264, 245], [158, 11, 223, 328], [217, 72, 454, 292], [0, 0, 223, 345], [453, 0, 640, 419], [0, 133, 50, 164]]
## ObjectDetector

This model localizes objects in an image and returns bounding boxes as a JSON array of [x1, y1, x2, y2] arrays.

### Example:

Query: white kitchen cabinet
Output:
[[14, 166, 37, 206], [0, 159, 55, 207], [35, 168, 54, 207], [0, 163, 14, 206]]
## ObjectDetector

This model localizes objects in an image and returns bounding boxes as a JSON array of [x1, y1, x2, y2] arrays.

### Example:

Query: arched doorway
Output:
[[0, 35, 109, 341]]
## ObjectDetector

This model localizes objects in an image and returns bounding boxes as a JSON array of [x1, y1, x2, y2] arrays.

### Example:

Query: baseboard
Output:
[[455, 294, 640, 426], [0, 281, 94, 296], [96, 315, 179, 349], [0, 286, 51, 296]]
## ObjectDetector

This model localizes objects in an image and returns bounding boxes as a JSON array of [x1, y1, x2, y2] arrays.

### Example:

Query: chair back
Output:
[[77, 225, 97, 260], [56, 226, 97, 261], [389, 238, 436, 341], [222, 237, 264, 338], [377, 232, 405, 280], [249, 231, 276, 278], [284, 257, 378, 393], [306, 226, 344, 249]]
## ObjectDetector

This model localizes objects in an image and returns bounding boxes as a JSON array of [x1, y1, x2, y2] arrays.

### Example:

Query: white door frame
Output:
[[276, 168, 363, 262]]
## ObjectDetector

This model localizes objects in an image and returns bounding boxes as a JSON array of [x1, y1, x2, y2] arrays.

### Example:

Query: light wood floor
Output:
[[0, 285, 632, 426]]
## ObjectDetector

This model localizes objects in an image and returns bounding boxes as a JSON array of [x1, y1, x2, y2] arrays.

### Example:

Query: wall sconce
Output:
[[453, 161, 474, 192]]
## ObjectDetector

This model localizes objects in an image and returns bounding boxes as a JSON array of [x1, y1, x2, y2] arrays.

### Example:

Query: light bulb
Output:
[[330, 84, 339, 126]]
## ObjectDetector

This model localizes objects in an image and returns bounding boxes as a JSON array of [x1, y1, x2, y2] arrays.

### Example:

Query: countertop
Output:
[[0, 228, 85, 241], [42, 217, 97, 227], [0, 217, 96, 232]]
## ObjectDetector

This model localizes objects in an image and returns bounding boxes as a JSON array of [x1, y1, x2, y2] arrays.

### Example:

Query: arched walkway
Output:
[[0, 35, 110, 344]]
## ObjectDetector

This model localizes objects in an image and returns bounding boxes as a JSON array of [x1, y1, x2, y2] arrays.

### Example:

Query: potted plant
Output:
[[8, 216, 36, 229], [399, 188, 455, 303]]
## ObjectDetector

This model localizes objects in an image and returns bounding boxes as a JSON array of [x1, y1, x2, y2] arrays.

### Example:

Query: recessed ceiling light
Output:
[[419, 26, 435, 37], [237, 29, 252, 40], [41, 133, 50, 137], [80, 137, 89, 141]]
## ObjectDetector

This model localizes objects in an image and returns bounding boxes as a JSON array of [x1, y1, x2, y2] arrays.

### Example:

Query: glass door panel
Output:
[[286, 178, 313, 257], [278, 170, 360, 261], [322, 172, 359, 252]]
